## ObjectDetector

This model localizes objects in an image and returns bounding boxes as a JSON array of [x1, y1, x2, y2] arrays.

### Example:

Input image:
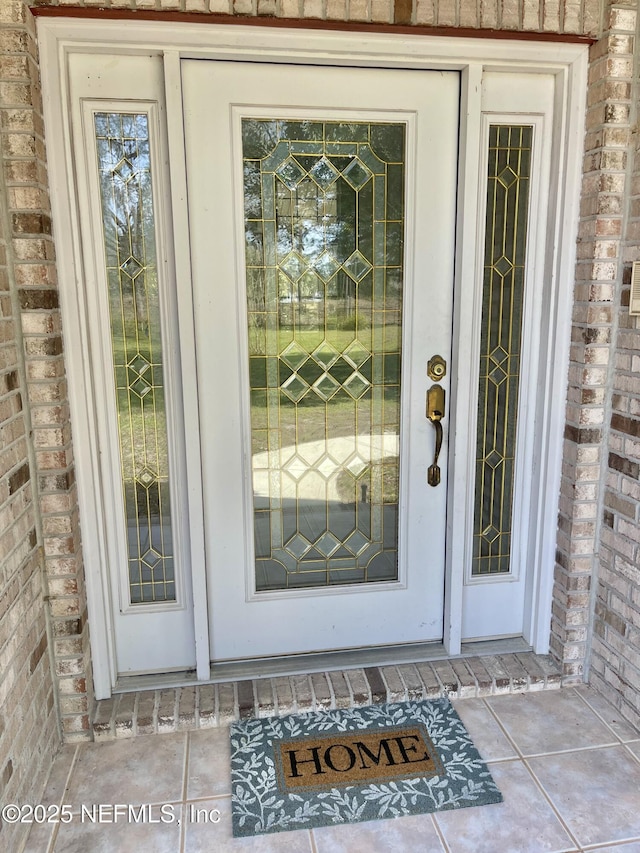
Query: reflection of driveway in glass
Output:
[[252, 433, 399, 501]]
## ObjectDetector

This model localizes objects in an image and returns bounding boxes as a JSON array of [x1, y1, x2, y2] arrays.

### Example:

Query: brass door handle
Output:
[[426, 384, 445, 487]]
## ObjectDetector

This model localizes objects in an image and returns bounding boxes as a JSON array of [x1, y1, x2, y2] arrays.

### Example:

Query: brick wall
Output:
[[26, 0, 604, 35], [552, 2, 637, 688], [0, 5, 61, 849], [1, 0, 93, 751], [588, 1, 640, 729]]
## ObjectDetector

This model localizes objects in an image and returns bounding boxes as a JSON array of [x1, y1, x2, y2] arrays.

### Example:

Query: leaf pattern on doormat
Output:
[[230, 698, 502, 837]]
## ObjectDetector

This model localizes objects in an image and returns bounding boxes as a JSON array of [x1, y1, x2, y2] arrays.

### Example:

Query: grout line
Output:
[[233, 682, 239, 722], [325, 673, 336, 709], [479, 696, 527, 760], [309, 827, 320, 853], [522, 756, 588, 852], [622, 741, 640, 767], [430, 811, 452, 853], [186, 793, 232, 803], [153, 690, 159, 733], [483, 755, 527, 765], [132, 691, 139, 737], [458, 699, 583, 846], [480, 696, 583, 850], [482, 691, 621, 759], [179, 731, 190, 853], [181, 732, 190, 802], [571, 686, 635, 744], [45, 744, 81, 853], [513, 740, 622, 760], [581, 837, 640, 851], [179, 799, 187, 853]]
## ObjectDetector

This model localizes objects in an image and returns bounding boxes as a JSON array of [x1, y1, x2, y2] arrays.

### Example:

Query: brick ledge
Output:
[[92, 652, 561, 741]]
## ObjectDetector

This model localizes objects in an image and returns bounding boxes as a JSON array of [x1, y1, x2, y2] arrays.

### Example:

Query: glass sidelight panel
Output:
[[94, 112, 176, 604], [243, 119, 405, 591], [472, 125, 532, 577]]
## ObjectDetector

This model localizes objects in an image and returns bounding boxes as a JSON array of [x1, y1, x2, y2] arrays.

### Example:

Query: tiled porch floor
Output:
[[24, 686, 640, 853]]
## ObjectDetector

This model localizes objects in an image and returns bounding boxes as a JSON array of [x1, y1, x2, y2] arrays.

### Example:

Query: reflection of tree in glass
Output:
[[95, 113, 169, 480], [244, 159, 375, 333], [97, 114, 157, 343]]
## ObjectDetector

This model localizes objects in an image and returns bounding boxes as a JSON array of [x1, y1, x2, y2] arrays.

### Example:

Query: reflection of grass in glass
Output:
[[335, 459, 399, 504], [251, 399, 399, 460], [334, 312, 371, 332], [112, 316, 402, 471], [111, 336, 155, 364], [251, 395, 365, 455], [250, 320, 402, 456], [271, 323, 399, 356], [110, 327, 170, 479], [117, 409, 169, 479]]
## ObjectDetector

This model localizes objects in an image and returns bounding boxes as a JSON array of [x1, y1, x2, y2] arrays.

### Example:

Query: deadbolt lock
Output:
[[427, 355, 447, 382]]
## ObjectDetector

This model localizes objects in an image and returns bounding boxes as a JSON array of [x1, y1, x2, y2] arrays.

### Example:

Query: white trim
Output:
[[36, 17, 587, 69], [445, 62, 483, 656], [163, 51, 211, 682], [39, 33, 117, 697], [37, 17, 588, 693], [460, 72, 563, 641]]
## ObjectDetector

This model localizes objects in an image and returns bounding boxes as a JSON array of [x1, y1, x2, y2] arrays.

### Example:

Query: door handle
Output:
[[426, 384, 445, 487]]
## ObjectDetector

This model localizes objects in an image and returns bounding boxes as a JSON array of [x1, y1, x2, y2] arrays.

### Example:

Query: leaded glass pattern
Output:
[[243, 119, 405, 591], [94, 112, 176, 603], [472, 125, 532, 576]]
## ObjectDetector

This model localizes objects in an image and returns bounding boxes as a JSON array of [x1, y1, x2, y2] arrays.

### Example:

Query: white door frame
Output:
[[38, 18, 588, 699]]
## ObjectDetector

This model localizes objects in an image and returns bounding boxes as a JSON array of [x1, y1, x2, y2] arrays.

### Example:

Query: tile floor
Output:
[[22, 686, 640, 853]]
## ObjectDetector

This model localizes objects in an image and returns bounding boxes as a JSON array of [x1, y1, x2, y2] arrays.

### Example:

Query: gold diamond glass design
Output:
[[94, 112, 176, 604], [472, 125, 533, 576], [244, 118, 405, 591]]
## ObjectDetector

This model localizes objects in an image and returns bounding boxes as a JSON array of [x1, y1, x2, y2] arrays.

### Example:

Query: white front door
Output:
[[182, 60, 459, 661], [43, 25, 587, 696]]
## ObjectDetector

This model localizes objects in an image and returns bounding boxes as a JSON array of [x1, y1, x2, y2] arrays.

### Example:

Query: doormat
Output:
[[230, 698, 502, 837]]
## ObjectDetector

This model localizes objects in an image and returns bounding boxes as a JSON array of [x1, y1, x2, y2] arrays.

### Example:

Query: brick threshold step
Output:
[[92, 652, 561, 741]]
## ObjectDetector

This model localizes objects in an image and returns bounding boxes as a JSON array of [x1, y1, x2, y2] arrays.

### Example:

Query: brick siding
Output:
[[552, 2, 637, 689], [588, 0, 640, 730], [0, 5, 60, 849], [28, 0, 603, 35]]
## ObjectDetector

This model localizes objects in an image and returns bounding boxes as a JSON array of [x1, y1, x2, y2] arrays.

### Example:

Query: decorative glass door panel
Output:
[[472, 125, 532, 577], [243, 119, 405, 591], [95, 112, 177, 606], [182, 60, 459, 660]]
